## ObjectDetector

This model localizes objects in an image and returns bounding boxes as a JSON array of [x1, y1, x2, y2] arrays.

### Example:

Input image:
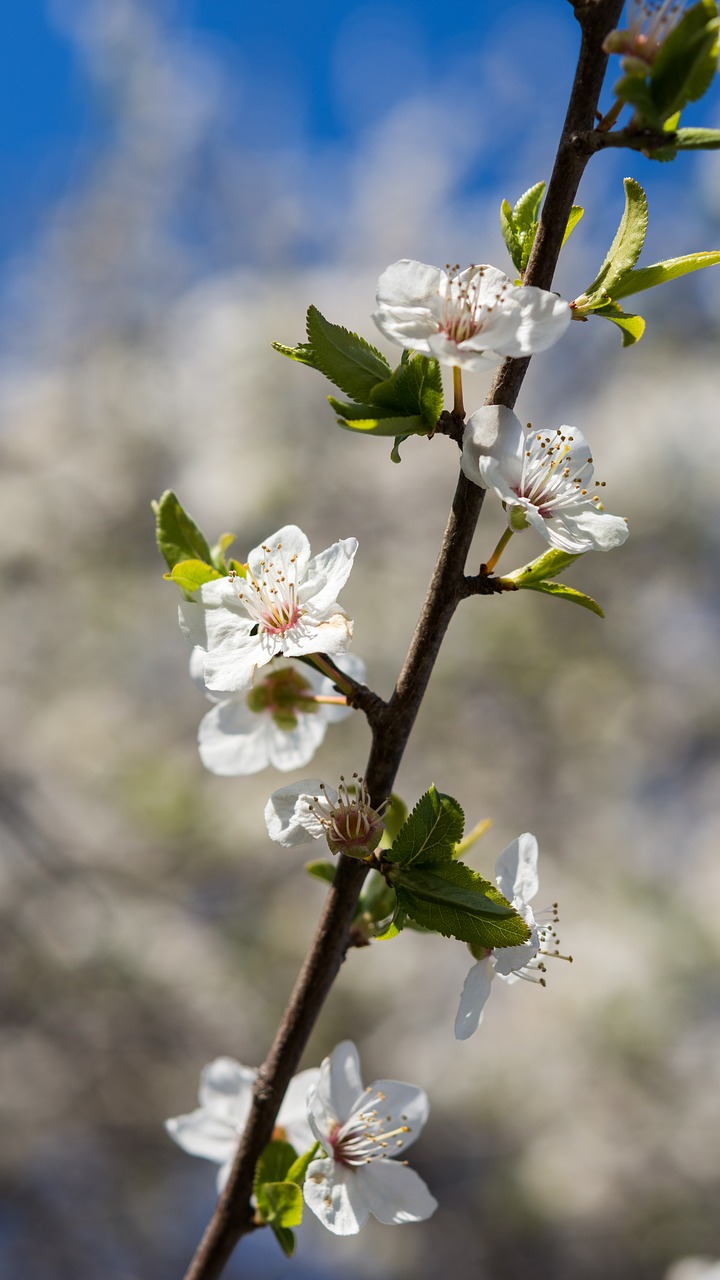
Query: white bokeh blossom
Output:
[[461, 404, 629, 553], [190, 651, 366, 776], [303, 1040, 437, 1235], [373, 259, 571, 371], [455, 833, 564, 1040], [605, 1, 685, 65], [165, 1057, 320, 1194], [180, 525, 358, 694], [265, 775, 386, 858]]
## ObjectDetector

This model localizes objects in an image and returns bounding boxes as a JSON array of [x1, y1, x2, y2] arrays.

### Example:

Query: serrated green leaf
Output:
[[379, 794, 409, 849], [673, 126, 720, 148], [562, 205, 584, 247], [391, 860, 531, 949], [520, 579, 605, 616], [591, 302, 646, 346], [368, 353, 443, 427], [305, 859, 336, 886], [504, 548, 583, 585], [513, 180, 546, 231], [650, 1, 719, 120], [164, 558, 223, 593], [271, 1225, 296, 1258], [272, 307, 391, 402], [580, 178, 648, 306], [327, 398, 400, 421], [286, 1142, 320, 1188], [611, 250, 720, 300], [500, 198, 523, 273], [333, 412, 430, 438], [152, 490, 213, 572], [387, 785, 465, 867]]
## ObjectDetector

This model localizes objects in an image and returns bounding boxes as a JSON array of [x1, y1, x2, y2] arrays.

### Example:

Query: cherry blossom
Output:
[[373, 259, 570, 371], [265, 775, 386, 858], [303, 1040, 437, 1235]]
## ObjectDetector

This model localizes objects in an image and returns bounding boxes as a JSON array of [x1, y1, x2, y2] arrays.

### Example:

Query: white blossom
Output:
[[190, 651, 366, 776], [303, 1040, 437, 1235], [455, 833, 562, 1040], [461, 404, 629, 553], [373, 259, 570, 371], [180, 525, 358, 694], [605, 1, 684, 65], [165, 1057, 319, 1194], [265, 774, 385, 858]]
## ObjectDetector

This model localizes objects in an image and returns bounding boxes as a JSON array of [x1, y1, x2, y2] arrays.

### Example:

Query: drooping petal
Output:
[[164, 1108, 236, 1164], [303, 1157, 370, 1235], [495, 833, 539, 904], [454, 956, 495, 1040], [264, 779, 337, 846], [358, 1158, 438, 1225]]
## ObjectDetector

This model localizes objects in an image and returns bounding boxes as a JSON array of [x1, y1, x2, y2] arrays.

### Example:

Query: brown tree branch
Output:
[[182, 4, 623, 1276]]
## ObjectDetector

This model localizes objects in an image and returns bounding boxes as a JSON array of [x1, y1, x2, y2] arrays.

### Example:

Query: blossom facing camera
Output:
[[303, 1040, 437, 1235], [461, 405, 629, 554], [373, 259, 571, 371], [190, 651, 366, 776], [165, 1057, 319, 1193], [179, 525, 358, 694], [265, 774, 386, 859], [455, 833, 569, 1039]]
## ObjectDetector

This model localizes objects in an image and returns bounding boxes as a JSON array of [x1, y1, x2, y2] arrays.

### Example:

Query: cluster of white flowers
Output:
[[166, 1040, 436, 1236]]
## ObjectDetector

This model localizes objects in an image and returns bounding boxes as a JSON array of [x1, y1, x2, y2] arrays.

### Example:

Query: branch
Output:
[[572, 126, 676, 154], [183, 5, 624, 1277]]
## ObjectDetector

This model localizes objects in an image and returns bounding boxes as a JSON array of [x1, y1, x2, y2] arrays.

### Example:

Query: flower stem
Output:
[[312, 694, 348, 706], [483, 527, 514, 575], [452, 365, 465, 420], [596, 97, 623, 132], [305, 653, 355, 697]]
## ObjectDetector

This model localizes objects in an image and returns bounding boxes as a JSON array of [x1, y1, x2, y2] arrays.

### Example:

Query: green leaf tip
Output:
[[387, 784, 465, 868], [153, 490, 213, 573]]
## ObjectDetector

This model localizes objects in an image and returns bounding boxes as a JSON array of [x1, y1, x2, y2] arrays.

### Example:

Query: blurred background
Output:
[[2, 1, 720, 1277]]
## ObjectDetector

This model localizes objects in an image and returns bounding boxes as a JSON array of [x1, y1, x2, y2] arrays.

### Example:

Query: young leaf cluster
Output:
[[273, 306, 443, 452], [500, 548, 604, 617], [380, 787, 531, 949], [152, 490, 244, 596], [253, 1139, 319, 1258], [501, 181, 583, 280], [572, 178, 720, 345], [611, 0, 719, 135]]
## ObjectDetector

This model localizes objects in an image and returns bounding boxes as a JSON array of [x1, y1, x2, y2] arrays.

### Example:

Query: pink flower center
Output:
[[230, 541, 303, 637]]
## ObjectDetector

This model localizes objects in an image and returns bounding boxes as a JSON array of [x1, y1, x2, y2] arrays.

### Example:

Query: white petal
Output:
[[199, 1057, 256, 1124], [165, 1108, 236, 1164], [364, 1080, 430, 1153], [198, 702, 272, 776], [426, 331, 501, 371], [454, 956, 494, 1040], [300, 538, 358, 615], [264, 780, 336, 846], [495, 833, 539, 904], [358, 1158, 438, 1225], [309, 1040, 365, 1139], [266, 714, 328, 772], [493, 929, 540, 977], [461, 405, 524, 489], [376, 259, 446, 311], [494, 287, 571, 356], [303, 1158, 369, 1235], [283, 611, 354, 660], [276, 1068, 322, 1153], [246, 524, 311, 581], [560, 507, 629, 551]]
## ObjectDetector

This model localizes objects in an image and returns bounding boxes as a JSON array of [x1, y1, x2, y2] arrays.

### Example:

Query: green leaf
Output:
[[257, 1182, 304, 1230], [379, 794, 409, 849], [254, 1140, 297, 1190], [286, 1142, 320, 1187], [650, 0, 719, 121], [519, 579, 605, 617], [270, 1225, 296, 1258], [273, 305, 391, 401], [561, 205, 584, 247], [356, 870, 397, 930], [500, 198, 522, 273], [304, 859, 336, 886], [673, 126, 720, 148], [332, 410, 430, 438], [152, 490, 213, 572], [504, 548, 583, 586], [387, 785, 465, 867], [513, 180, 546, 231], [591, 302, 646, 346], [210, 531, 236, 572], [613, 72, 665, 128], [610, 250, 720, 300], [165, 558, 223, 593], [390, 434, 411, 463], [370, 352, 443, 426], [390, 860, 532, 949], [578, 178, 648, 307]]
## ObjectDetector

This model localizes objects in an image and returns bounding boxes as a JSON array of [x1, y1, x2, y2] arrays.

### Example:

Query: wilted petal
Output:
[[454, 956, 494, 1040], [264, 780, 336, 846]]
